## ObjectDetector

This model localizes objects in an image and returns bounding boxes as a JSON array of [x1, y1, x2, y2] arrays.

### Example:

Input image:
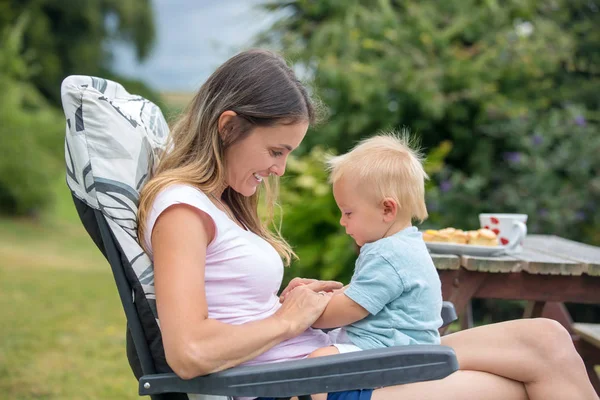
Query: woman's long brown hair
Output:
[[137, 49, 318, 265]]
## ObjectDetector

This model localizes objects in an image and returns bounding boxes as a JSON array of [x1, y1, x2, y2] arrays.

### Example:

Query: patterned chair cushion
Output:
[[61, 75, 167, 314], [61, 76, 230, 400]]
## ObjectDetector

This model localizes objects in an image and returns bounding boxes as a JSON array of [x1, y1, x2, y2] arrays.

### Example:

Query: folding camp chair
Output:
[[61, 75, 459, 400]]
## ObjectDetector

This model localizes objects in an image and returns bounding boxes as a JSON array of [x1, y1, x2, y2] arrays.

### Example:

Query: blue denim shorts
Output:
[[258, 389, 373, 400]]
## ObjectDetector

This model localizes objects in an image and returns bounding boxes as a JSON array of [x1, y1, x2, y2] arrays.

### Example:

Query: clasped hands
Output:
[[279, 277, 344, 303], [274, 277, 344, 338]]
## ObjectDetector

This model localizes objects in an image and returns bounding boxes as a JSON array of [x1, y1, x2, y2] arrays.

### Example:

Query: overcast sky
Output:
[[110, 0, 278, 92]]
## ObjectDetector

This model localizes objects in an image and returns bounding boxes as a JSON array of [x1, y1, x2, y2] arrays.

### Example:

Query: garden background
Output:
[[1, 0, 598, 398]]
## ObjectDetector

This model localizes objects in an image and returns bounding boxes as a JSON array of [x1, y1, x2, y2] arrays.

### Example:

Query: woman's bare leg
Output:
[[441, 318, 598, 400], [309, 319, 597, 400], [373, 370, 528, 400]]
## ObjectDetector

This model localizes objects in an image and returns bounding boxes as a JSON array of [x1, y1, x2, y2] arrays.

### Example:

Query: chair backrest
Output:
[[60, 75, 188, 399]]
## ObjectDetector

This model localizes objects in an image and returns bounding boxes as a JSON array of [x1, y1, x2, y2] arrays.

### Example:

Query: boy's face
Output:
[[332, 179, 389, 246]]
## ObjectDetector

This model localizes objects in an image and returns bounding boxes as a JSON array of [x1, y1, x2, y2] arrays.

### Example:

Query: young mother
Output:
[[137, 49, 597, 400]]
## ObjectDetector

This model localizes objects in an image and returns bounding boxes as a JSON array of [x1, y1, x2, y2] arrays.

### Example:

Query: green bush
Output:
[[260, 0, 600, 248], [0, 14, 161, 217], [0, 16, 65, 215], [0, 0, 157, 106], [428, 106, 600, 244]]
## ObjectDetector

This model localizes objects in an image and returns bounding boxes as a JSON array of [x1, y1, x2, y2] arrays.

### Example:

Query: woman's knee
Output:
[[525, 318, 580, 366], [528, 318, 571, 347]]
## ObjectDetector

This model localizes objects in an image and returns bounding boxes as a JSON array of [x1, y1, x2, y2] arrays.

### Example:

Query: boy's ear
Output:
[[382, 198, 398, 222]]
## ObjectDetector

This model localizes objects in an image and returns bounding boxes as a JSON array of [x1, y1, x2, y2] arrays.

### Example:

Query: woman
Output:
[[137, 49, 598, 400]]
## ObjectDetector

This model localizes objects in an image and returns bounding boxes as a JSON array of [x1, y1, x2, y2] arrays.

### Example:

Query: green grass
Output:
[[0, 177, 143, 399]]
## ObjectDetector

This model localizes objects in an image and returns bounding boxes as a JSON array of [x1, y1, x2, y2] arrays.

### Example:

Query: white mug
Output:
[[479, 213, 528, 253]]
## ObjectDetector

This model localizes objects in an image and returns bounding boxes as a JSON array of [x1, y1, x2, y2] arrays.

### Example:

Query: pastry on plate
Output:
[[468, 229, 499, 246], [423, 229, 451, 243], [422, 229, 438, 242], [433, 228, 469, 244], [423, 227, 499, 246], [449, 230, 468, 244]]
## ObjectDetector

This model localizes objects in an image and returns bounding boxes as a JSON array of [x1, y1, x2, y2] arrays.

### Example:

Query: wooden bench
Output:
[[573, 323, 600, 350], [433, 235, 600, 394], [572, 322, 600, 388]]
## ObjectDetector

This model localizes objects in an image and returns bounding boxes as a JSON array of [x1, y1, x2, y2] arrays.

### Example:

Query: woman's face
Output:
[[223, 120, 308, 196]]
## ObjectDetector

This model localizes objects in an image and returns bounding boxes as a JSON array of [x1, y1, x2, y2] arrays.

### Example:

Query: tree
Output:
[[0, 0, 156, 104], [0, 1, 160, 215], [258, 0, 600, 246], [0, 15, 65, 215]]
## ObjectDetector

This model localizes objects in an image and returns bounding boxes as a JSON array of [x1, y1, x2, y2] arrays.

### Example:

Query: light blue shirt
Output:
[[343, 226, 443, 350]]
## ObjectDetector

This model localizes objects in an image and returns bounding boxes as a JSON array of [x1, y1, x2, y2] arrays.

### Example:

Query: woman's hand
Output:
[[274, 285, 334, 339], [279, 277, 343, 303]]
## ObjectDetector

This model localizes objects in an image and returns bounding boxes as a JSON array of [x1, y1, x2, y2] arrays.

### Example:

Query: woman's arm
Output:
[[152, 205, 329, 379], [311, 290, 369, 329]]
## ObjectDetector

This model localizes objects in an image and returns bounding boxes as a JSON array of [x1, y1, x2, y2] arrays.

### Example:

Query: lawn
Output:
[[0, 177, 143, 399]]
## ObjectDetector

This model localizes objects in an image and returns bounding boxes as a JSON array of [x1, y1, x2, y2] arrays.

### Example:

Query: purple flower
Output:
[[574, 115, 586, 126], [538, 208, 548, 218], [532, 134, 543, 146], [428, 201, 439, 212], [575, 211, 586, 221], [503, 152, 522, 164], [440, 180, 452, 193]]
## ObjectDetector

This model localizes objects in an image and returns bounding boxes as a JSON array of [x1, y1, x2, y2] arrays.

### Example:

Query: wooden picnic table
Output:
[[431, 234, 600, 394]]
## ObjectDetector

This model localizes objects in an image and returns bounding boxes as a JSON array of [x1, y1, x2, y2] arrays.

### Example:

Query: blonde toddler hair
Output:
[[326, 130, 429, 222]]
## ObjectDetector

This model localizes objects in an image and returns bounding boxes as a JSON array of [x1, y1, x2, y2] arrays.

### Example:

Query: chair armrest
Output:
[[139, 344, 458, 398], [441, 301, 458, 328]]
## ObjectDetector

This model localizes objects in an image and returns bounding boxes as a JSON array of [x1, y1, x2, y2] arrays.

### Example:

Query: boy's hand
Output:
[[279, 277, 343, 303]]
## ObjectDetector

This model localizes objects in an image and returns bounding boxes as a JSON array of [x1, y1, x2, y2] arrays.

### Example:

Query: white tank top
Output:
[[144, 184, 331, 366]]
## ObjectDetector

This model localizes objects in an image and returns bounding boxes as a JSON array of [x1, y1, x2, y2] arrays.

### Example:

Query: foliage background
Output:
[[0, 1, 599, 397], [0, 0, 160, 216], [256, 0, 600, 285]]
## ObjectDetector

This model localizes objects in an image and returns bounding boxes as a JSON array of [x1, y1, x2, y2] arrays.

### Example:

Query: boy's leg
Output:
[[308, 345, 340, 358], [305, 346, 341, 400]]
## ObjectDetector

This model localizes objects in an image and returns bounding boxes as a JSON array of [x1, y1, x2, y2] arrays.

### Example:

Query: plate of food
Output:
[[422, 227, 510, 256]]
